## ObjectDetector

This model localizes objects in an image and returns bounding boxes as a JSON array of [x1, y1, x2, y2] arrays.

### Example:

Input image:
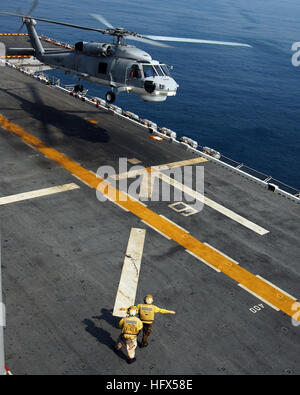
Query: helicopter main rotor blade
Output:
[[28, 0, 39, 16], [0, 11, 252, 48], [144, 35, 252, 48], [89, 12, 170, 47], [0, 12, 108, 34], [89, 13, 171, 47], [127, 35, 171, 48], [89, 13, 114, 29]]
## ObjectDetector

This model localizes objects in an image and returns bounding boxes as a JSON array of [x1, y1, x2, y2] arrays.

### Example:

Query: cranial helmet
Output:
[[144, 294, 153, 304], [128, 306, 138, 316]]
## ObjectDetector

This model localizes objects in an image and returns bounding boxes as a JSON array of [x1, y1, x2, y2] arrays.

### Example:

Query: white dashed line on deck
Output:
[[185, 250, 222, 273], [238, 283, 280, 311], [204, 243, 240, 265], [256, 275, 297, 301]]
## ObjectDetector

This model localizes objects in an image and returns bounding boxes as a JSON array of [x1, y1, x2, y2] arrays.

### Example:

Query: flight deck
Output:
[[0, 36, 299, 375]]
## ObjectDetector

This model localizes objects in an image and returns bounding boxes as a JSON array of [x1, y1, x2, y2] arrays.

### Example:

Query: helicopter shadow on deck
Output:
[[0, 83, 110, 147]]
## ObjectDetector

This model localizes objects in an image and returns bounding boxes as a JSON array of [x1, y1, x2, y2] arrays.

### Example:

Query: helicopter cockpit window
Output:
[[143, 65, 157, 78], [154, 65, 164, 77], [160, 64, 171, 77], [130, 65, 142, 79]]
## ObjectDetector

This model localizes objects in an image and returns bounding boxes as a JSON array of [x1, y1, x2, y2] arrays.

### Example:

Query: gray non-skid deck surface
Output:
[[0, 65, 299, 375]]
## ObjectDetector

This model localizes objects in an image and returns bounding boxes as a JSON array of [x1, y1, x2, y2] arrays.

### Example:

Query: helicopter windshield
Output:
[[160, 64, 171, 77], [154, 65, 164, 77], [143, 65, 157, 78]]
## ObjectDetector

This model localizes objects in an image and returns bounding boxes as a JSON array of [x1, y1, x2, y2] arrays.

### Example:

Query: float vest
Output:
[[122, 317, 142, 338], [139, 304, 155, 323]]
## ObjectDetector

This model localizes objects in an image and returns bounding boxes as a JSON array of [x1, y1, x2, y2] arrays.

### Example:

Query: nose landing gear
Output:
[[106, 90, 116, 103], [74, 84, 84, 93]]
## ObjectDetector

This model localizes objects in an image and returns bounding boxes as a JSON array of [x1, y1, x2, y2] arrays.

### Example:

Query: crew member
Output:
[[115, 305, 143, 364], [137, 294, 176, 347]]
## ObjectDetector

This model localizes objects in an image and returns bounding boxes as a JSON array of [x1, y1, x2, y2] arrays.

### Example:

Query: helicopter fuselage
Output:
[[40, 41, 179, 102], [1, 10, 252, 102]]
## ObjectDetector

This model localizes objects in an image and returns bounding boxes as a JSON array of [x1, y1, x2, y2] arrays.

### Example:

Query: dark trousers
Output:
[[142, 323, 153, 345]]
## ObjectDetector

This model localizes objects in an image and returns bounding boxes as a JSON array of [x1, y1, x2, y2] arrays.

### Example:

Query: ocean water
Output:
[[1, 0, 299, 188]]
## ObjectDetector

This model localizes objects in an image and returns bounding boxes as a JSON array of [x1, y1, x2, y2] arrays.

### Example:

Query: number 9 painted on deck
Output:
[[291, 302, 300, 327]]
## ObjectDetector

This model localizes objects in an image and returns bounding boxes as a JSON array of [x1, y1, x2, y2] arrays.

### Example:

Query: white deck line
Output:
[[125, 194, 148, 208], [151, 157, 208, 171], [256, 275, 297, 301], [158, 172, 269, 236], [159, 215, 190, 233], [186, 250, 221, 273], [113, 228, 146, 317], [0, 183, 80, 205], [204, 243, 240, 265], [72, 174, 93, 188], [104, 195, 130, 212], [141, 220, 171, 240], [139, 172, 157, 199], [238, 283, 280, 311], [112, 157, 207, 180]]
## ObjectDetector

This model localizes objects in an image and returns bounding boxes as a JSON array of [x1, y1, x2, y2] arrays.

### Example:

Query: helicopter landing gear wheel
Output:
[[106, 91, 116, 104], [74, 84, 84, 93]]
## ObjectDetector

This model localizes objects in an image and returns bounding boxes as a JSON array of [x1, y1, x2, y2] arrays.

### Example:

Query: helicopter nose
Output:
[[156, 77, 179, 95], [142, 76, 178, 101]]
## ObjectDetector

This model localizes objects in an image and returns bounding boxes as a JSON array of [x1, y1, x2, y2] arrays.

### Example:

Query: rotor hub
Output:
[[107, 28, 142, 39]]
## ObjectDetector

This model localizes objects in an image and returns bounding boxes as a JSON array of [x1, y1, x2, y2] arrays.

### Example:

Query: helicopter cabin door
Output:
[[127, 64, 143, 89]]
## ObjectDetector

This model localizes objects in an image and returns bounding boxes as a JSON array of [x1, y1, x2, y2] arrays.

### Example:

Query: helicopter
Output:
[[0, 8, 252, 103]]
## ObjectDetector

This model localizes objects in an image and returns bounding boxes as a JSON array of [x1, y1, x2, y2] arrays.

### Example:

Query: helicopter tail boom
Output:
[[24, 18, 45, 59]]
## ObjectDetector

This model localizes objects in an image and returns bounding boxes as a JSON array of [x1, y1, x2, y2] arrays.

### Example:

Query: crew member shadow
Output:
[[92, 308, 120, 329], [82, 310, 128, 362]]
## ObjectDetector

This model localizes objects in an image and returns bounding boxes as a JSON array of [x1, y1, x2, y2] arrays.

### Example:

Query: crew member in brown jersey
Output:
[[115, 305, 143, 364]]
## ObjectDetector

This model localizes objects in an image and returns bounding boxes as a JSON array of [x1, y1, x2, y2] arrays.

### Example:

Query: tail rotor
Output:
[[17, 0, 39, 33]]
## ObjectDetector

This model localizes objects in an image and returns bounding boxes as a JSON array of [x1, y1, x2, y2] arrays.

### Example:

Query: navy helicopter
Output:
[[0, 6, 252, 103]]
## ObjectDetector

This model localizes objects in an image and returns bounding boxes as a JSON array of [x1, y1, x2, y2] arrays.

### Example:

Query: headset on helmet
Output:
[[144, 294, 153, 304]]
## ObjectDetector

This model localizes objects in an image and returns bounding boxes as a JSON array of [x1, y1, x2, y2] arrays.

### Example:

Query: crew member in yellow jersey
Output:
[[137, 294, 176, 347], [115, 305, 143, 364]]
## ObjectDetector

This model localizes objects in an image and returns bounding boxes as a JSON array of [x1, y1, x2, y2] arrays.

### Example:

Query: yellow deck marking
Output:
[[151, 157, 208, 171], [0, 114, 298, 323], [113, 157, 208, 180], [114, 157, 269, 235], [128, 158, 141, 165]]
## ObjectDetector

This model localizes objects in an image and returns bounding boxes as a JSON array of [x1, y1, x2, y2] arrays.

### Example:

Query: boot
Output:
[[127, 357, 136, 364]]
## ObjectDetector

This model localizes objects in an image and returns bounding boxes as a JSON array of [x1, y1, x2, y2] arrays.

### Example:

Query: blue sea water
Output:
[[1, 0, 299, 189]]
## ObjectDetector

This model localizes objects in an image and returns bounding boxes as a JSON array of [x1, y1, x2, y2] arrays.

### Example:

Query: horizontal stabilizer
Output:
[[6, 48, 35, 56]]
